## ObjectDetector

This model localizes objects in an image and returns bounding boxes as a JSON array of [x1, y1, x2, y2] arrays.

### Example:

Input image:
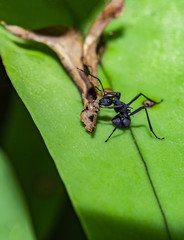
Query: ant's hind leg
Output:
[[130, 106, 165, 140], [105, 126, 118, 142], [127, 93, 163, 106]]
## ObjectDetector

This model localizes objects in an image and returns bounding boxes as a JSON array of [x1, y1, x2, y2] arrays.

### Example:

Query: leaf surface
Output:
[[0, 0, 184, 239], [101, 1, 184, 239]]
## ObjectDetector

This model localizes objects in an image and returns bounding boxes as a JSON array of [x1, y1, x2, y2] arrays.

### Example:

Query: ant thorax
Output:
[[113, 100, 125, 113], [113, 99, 124, 106]]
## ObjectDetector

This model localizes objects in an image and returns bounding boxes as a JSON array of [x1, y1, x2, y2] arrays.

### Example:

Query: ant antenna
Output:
[[77, 68, 105, 93]]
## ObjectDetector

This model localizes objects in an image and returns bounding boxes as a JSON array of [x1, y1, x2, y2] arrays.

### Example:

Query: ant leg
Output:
[[101, 105, 123, 109], [77, 68, 121, 100], [77, 68, 105, 93], [105, 126, 118, 142], [130, 106, 165, 140], [127, 93, 163, 106], [95, 86, 102, 91]]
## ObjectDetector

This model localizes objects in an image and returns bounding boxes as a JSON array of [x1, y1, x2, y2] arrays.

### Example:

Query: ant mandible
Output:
[[77, 68, 165, 142]]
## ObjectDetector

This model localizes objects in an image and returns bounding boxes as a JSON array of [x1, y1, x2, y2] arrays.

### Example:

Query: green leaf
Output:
[[0, 0, 183, 239], [101, 1, 184, 239], [0, 149, 36, 240]]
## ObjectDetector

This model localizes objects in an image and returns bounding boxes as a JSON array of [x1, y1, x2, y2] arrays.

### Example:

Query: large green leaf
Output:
[[0, 0, 183, 239], [0, 149, 36, 240], [101, 1, 184, 239]]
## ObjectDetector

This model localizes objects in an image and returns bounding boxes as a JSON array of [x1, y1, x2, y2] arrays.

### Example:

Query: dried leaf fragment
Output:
[[143, 100, 156, 108], [83, 0, 124, 76], [1, 22, 99, 132], [1, 0, 124, 132]]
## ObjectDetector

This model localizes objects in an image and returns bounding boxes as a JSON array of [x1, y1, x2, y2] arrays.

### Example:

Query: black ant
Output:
[[77, 68, 165, 142]]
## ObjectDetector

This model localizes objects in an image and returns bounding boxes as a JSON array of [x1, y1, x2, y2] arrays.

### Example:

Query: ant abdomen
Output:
[[112, 115, 131, 128], [123, 118, 131, 127]]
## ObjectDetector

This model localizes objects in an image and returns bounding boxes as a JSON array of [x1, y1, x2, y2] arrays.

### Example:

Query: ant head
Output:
[[100, 95, 113, 106]]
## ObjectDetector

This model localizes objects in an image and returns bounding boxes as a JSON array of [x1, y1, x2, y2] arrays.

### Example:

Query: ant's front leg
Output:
[[127, 93, 163, 106], [77, 68, 105, 93], [100, 105, 123, 109], [130, 106, 165, 140]]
